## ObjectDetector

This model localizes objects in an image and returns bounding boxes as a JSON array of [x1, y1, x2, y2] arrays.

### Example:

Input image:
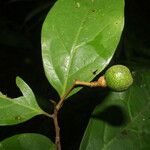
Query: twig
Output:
[[56, 82, 76, 111], [52, 76, 106, 150], [52, 109, 61, 150], [42, 111, 53, 118], [75, 76, 107, 88], [56, 76, 106, 111]]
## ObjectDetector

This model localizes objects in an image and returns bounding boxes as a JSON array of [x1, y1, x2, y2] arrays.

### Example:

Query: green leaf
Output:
[[0, 133, 55, 150], [42, 0, 124, 98], [0, 77, 44, 125], [80, 70, 150, 150]]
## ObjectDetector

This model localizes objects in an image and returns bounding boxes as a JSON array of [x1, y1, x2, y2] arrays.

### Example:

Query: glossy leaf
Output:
[[80, 70, 150, 150], [0, 133, 55, 150], [0, 77, 44, 125], [42, 0, 124, 98]]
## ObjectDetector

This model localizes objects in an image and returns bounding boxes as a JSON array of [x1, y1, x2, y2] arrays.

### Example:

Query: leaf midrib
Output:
[[0, 96, 42, 114], [60, 10, 121, 97], [61, 11, 89, 97]]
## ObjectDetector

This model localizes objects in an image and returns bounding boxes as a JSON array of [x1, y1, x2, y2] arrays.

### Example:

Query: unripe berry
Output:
[[104, 65, 133, 91]]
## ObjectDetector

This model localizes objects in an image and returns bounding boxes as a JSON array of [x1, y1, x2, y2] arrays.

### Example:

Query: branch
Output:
[[52, 76, 106, 150], [56, 82, 76, 111], [52, 109, 61, 150]]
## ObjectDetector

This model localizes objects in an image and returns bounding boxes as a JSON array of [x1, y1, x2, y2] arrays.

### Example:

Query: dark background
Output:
[[0, 0, 150, 149]]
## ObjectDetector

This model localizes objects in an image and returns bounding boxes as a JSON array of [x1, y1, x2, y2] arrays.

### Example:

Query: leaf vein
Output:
[[102, 101, 150, 150], [61, 11, 89, 96]]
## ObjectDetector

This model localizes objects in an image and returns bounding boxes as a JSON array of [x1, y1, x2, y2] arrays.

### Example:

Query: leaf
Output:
[[80, 70, 150, 150], [0, 77, 44, 125], [0, 133, 55, 150], [42, 0, 124, 98]]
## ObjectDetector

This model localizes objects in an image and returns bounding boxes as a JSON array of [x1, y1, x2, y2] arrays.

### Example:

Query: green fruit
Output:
[[105, 65, 133, 91]]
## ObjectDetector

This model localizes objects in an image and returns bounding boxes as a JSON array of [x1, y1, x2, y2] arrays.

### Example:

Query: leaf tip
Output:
[[16, 76, 24, 88], [16, 76, 21, 83]]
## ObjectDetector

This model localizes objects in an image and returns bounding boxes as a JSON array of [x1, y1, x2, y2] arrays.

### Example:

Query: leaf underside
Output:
[[42, 0, 124, 98]]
